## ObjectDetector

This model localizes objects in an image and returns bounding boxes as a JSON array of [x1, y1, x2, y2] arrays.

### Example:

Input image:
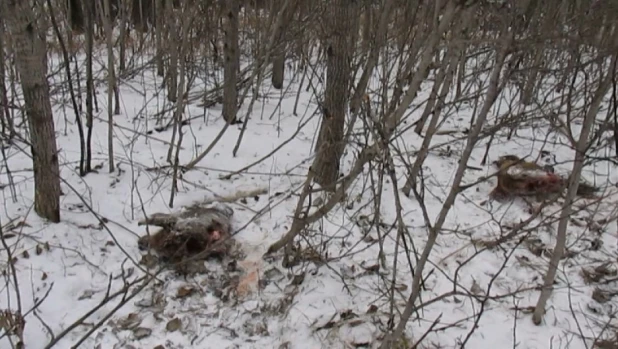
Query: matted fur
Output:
[[137, 203, 235, 265]]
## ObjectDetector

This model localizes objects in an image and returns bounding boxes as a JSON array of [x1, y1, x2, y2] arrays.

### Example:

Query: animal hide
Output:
[[137, 203, 235, 264]]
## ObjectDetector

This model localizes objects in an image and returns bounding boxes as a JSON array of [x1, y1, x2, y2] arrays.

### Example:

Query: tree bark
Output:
[[311, 0, 356, 190], [0, 14, 13, 138], [102, 0, 116, 172], [165, 0, 178, 103], [270, 1, 297, 90], [154, 0, 164, 76], [118, 0, 129, 72], [4, 0, 61, 222], [84, 0, 94, 173], [67, 0, 85, 33], [222, 0, 240, 123]]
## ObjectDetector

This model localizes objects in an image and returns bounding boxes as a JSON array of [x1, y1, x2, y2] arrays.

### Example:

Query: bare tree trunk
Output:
[[232, 0, 295, 155], [409, 8, 473, 141], [521, 51, 541, 105], [380, 25, 514, 349], [402, 48, 460, 196], [101, 0, 116, 172], [0, 15, 14, 138], [118, 0, 129, 72], [132, 0, 150, 32], [169, 4, 196, 207], [385, 2, 457, 130], [47, 0, 87, 175], [456, 48, 466, 99], [4, 0, 61, 223], [311, 0, 356, 190], [349, 0, 395, 114], [360, 4, 373, 54], [412, 69, 443, 134], [67, 0, 85, 33], [165, 0, 179, 163], [155, 0, 164, 76], [270, 1, 297, 90], [166, 0, 178, 103], [532, 52, 617, 325], [84, 0, 94, 173], [222, 0, 240, 123]]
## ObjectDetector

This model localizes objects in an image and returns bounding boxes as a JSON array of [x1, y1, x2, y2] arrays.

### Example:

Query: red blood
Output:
[[210, 230, 221, 241], [546, 173, 561, 182]]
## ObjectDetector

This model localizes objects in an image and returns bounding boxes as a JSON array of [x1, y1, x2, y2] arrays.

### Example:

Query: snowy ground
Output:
[[1, 45, 618, 349]]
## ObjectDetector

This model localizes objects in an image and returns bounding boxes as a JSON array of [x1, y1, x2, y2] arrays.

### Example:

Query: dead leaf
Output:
[[41, 272, 47, 281], [591, 288, 613, 303], [21, 251, 29, 259], [290, 273, 305, 286], [117, 313, 142, 330], [166, 318, 182, 332], [132, 327, 152, 339], [176, 286, 195, 298], [78, 289, 96, 300], [35, 245, 43, 255]]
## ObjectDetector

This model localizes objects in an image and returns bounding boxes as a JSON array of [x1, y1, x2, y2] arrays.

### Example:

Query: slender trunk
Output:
[[385, 1, 459, 133], [4, 0, 61, 223], [118, 0, 129, 72], [132, 0, 149, 32], [349, 0, 395, 114], [311, 0, 356, 189], [47, 0, 87, 176], [155, 0, 164, 76], [456, 49, 466, 99], [233, 0, 295, 155], [166, 0, 178, 103], [169, 6, 195, 207], [67, 0, 85, 33], [360, 5, 373, 54], [222, 0, 240, 123], [0, 15, 13, 138], [521, 48, 543, 105], [271, 2, 298, 89], [102, 0, 116, 172], [380, 26, 514, 349], [402, 49, 459, 196], [532, 52, 617, 325], [84, 0, 94, 173]]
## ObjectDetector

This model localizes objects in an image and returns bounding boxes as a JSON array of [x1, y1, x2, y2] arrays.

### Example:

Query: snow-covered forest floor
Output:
[[2, 35, 618, 349]]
